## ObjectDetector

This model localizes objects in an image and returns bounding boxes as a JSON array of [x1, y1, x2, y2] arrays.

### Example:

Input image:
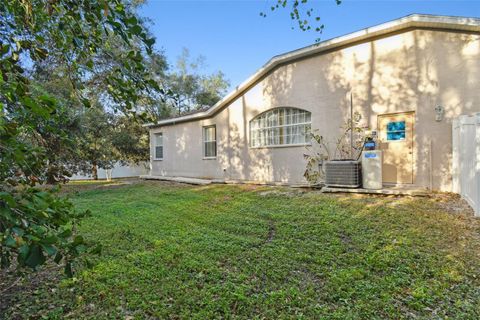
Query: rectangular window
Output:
[[154, 133, 163, 159], [386, 121, 406, 141], [203, 125, 216, 158]]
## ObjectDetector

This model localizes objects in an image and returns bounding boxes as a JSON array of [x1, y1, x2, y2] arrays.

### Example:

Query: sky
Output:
[[139, 0, 480, 91]]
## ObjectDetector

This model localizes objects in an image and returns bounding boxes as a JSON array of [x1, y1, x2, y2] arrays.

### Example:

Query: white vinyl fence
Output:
[[452, 113, 480, 216], [70, 161, 149, 180]]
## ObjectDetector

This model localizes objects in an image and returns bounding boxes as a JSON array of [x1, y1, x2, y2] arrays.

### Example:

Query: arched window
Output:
[[250, 107, 311, 147]]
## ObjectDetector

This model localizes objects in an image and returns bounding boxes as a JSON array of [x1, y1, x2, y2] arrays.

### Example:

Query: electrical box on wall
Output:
[[361, 150, 383, 189], [435, 105, 444, 122]]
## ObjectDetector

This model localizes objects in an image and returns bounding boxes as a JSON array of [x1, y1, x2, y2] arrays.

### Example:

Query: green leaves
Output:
[[5, 235, 17, 248], [86, 59, 94, 70], [40, 243, 57, 257], [1, 0, 167, 276], [144, 37, 155, 48], [24, 245, 46, 268], [1, 185, 92, 271], [0, 192, 16, 207], [130, 24, 143, 36], [0, 43, 11, 56], [260, 0, 336, 41], [22, 96, 44, 116], [33, 47, 48, 60], [81, 97, 91, 108]]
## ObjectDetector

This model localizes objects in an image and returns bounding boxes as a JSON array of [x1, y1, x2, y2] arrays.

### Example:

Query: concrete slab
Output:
[[224, 180, 310, 188], [322, 186, 430, 196], [140, 175, 213, 185], [141, 175, 311, 188]]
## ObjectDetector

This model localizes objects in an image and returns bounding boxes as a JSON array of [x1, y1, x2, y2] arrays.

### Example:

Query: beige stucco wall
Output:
[[150, 29, 480, 191]]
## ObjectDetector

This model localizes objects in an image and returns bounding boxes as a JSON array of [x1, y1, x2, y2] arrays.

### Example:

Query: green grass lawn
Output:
[[4, 181, 480, 319]]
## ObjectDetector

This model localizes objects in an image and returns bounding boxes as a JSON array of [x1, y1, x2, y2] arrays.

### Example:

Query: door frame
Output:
[[377, 111, 415, 185]]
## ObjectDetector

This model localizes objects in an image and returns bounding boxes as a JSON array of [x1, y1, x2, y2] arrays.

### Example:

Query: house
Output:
[[70, 161, 148, 180], [145, 14, 480, 192]]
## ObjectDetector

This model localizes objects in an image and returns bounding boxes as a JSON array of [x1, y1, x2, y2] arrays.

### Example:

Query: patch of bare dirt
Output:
[[430, 192, 475, 216], [290, 267, 326, 291], [325, 190, 475, 217], [210, 195, 233, 206], [266, 218, 276, 243], [240, 184, 263, 191], [0, 264, 63, 319], [258, 189, 305, 198]]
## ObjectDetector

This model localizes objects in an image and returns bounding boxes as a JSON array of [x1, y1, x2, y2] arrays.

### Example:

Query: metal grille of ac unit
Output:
[[324, 160, 362, 188]]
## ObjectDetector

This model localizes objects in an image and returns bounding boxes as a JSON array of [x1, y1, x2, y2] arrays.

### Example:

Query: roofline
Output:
[[146, 14, 480, 128]]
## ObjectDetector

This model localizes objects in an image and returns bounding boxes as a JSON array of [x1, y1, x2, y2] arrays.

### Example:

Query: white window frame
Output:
[[154, 132, 163, 160], [203, 125, 217, 159], [249, 107, 312, 148]]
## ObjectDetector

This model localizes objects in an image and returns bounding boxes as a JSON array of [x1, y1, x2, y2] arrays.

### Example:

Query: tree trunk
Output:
[[92, 161, 98, 180], [46, 165, 57, 185]]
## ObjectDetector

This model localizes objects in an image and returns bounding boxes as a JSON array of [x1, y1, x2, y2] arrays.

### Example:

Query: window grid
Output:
[[386, 121, 406, 141], [154, 133, 163, 159], [250, 108, 312, 147], [203, 125, 217, 158]]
